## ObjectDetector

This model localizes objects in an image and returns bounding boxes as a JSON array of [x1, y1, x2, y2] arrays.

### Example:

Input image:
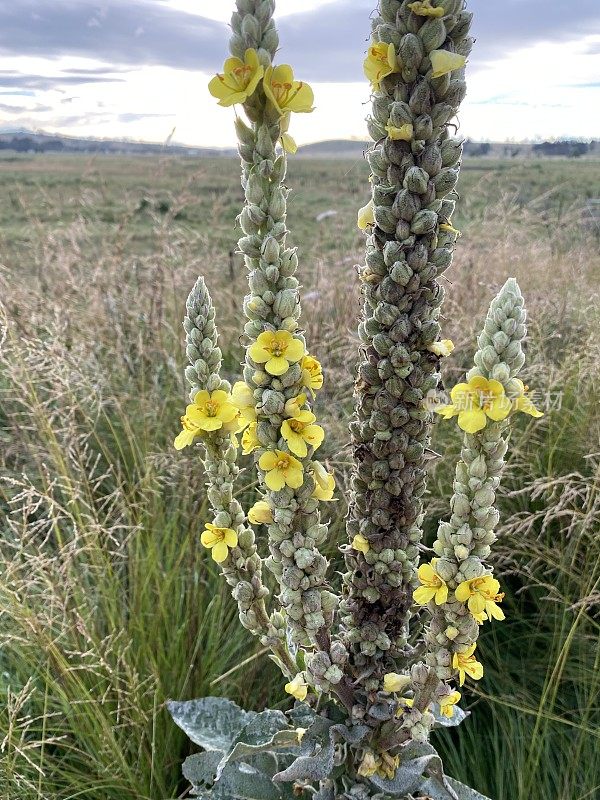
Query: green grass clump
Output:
[[0, 155, 599, 799]]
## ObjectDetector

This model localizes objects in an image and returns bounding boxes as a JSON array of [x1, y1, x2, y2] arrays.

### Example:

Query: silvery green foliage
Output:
[[425, 279, 527, 681], [168, 697, 487, 799], [341, 0, 473, 714]]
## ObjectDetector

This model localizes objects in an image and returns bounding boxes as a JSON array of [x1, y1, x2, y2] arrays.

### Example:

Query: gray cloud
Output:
[[117, 112, 175, 122], [0, 71, 126, 91], [0, 100, 52, 112], [0, 0, 598, 86]]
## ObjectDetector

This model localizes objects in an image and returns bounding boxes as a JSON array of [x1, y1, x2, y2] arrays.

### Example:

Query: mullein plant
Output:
[[168, 2, 543, 798]]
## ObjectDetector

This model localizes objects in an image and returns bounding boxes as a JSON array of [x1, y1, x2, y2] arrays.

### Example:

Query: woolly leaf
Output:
[[168, 697, 253, 751], [431, 702, 469, 728], [419, 775, 493, 799], [369, 741, 444, 796], [184, 753, 287, 800], [216, 709, 299, 780]]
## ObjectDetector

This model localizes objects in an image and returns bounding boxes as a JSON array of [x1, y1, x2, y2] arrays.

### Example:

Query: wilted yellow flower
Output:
[[248, 499, 274, 525], [512, 379, 544, 419], [174, 389, 238, 449], [248, 330, 305, 376], [231, 381, 257, 426], [385, 122, 414, 141], [452, 643, 484, 686], [259, 449, 304, 491], [284, 673, 308, 702], [201, 523, 238, 563], [310, 461, 336, 501], [208, 48, 264, 107], [430, 49, 467, 79], [280, 112, 297, 154], [242, 422, 260, 455], [439, 691, 461, 718], [414, 560, 448, 605], [281, 410, 324, 458], [455, 575, 505, 622], [301, 355, 324, 395], [263, 65, 314, 116], [428, 339, 455, 357], [408, 1, 445, 17], [357, 199, 375, 231], [352, 534, 370, 555], [440, 222, 461, 236], [435, 376, 512, 434], [363, 41, 399, 90], [357, 751, 378, 778], [383, 673, 411, 693]]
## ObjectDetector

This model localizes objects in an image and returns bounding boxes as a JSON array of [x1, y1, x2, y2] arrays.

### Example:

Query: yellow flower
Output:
[[280, 112, 297, 154], [259, 449, 304, 491], [284, 673, 308, 702], [384, 673, 411, 693], [174, 389, 238, 449], [455, 575, 506, 622], [248, 331, 305, 377], [281, 410, 324, 458], [440, 222, 461, 236], [231, 381, 257, 426], [357, 751, 378, 778], [435, 376, 512, 434], [363, 41, 399, 90], [295, 727, 306, 743], [174, 412, 205, 451], [439, 691, 461, 719], [408, 1, 445, 17], [301, 355, 324, 396], [414, 560, 448, 605], [357, 199, 375, 231], [208, 48, 264, 107], [428, 339, 455, 357], [248, 500, 274, 525], [430, 49, 467, 79], [201, 523, 238, 563], [223, 414, 246, 448], [352, 534, 370, 555], [385, 122, 414, 142], [242, 423, 260, 455], [310, 461, 336, 501], [263, 65, 314, 116], [284, 393, 307, 418], [452, 644, 484, 686], [512, 379, 544, 419]]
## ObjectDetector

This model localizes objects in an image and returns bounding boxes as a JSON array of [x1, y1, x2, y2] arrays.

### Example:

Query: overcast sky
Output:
[[0, 0, 599, 145]]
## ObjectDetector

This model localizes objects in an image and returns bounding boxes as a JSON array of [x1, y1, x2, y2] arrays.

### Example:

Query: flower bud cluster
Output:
[[342, 0, 473, 704], [425, 279, 526, 680]]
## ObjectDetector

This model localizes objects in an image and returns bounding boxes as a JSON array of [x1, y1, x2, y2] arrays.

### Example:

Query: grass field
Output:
[[0, 153, 599, 800]]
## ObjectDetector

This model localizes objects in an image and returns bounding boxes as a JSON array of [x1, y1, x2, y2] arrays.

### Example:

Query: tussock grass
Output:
[[1, 156, 599, 799]]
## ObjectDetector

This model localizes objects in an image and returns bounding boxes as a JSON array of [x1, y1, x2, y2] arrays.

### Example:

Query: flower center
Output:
[[289, 419, 305, 433], [272, 81, 292, 104], [276, 456, 290, 470], [232, 65, 252, 89], [204, 400, 219, 417], [270, 342, 286, 357]]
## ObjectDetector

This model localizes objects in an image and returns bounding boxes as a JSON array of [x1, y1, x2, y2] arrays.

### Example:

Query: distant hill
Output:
[[0, 129, 597, 159]]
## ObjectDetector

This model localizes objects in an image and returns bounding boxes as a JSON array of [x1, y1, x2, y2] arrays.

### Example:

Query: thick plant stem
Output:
[[342, 0, 473, 720]]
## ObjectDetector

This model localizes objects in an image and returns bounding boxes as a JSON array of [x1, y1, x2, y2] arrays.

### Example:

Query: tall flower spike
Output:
[[180, 276, 296, 675], [227, 0, 349, 699], [424, 278, 533, 702], [342, 0, 474, 718]]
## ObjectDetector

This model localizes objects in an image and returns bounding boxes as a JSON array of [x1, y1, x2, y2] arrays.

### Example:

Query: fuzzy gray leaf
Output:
[[419, 775, 493, 800], [215, 709, 299, 780], [168, 697, 253, 751], [431, 702, 469, 728], [273, 740, 335, 783], [369, 741, 442, 796], [184, 754, 284, 800]]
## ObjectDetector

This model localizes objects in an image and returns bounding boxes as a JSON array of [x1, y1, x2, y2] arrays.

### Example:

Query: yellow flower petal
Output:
[[430, 49, 467, 79], [408, 1, 445, 18], [352, 534, 370, 554], [248, 500, 274, 525], [211, 540, 229, 563], [385, 122, 414, 141], [458, 408, 487, 433], [414, 585, 437, 605], [358, 199, 375, 231]]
